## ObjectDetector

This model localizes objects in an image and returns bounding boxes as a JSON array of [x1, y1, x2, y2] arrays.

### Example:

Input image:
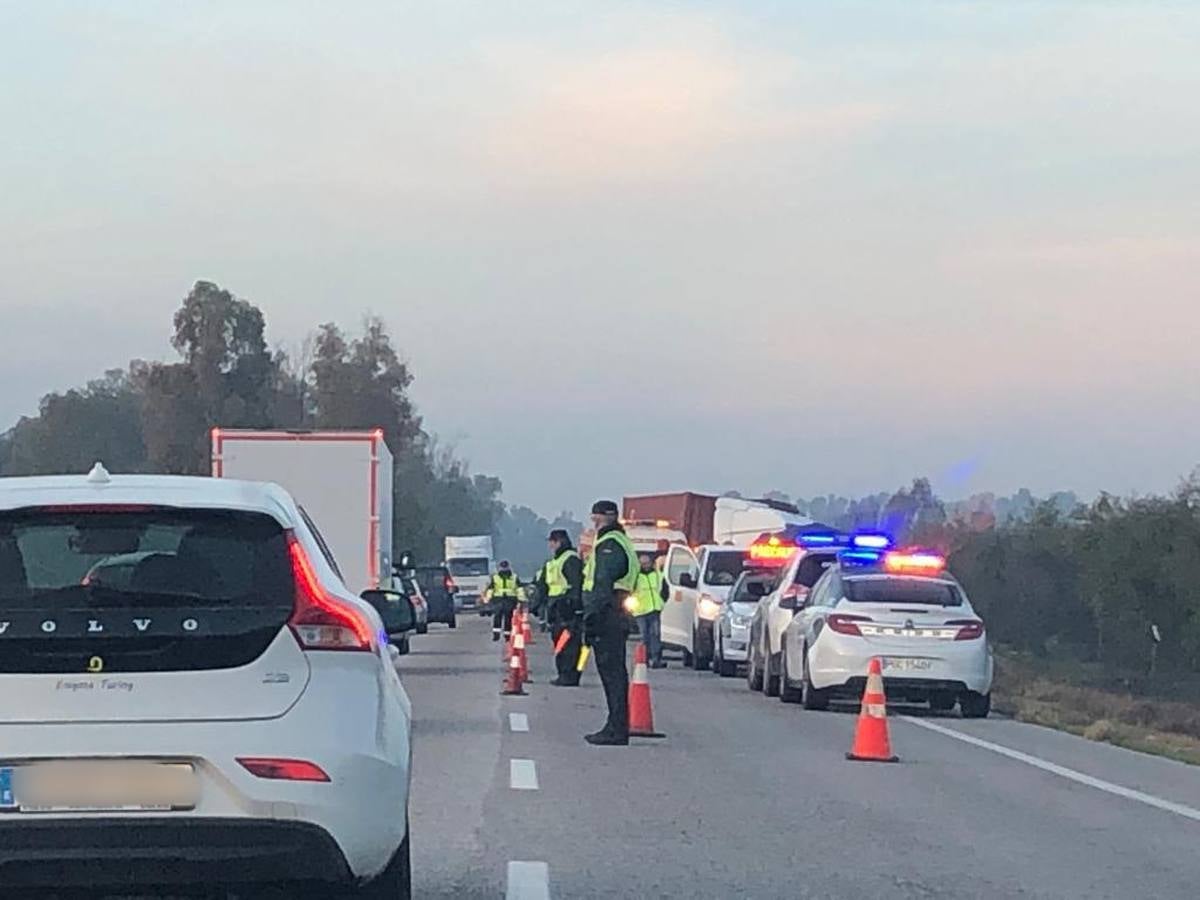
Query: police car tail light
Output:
[[288, 534, 374, 652], [827, 613, 872, 636], [946, 619, 984, 641], [237, 757, 331, 783]]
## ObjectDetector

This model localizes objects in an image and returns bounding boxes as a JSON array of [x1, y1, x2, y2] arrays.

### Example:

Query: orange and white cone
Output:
[[628, 643, 665, 739], [846, 657, 898, 762], [513, 631, 532, 684], [522, 608, 536, 645], [501, 650, 526, 696]]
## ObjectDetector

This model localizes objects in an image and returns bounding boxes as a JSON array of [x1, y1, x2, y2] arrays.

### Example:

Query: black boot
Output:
[[585, 729, 629, 746], [492, 631, 500, 642]]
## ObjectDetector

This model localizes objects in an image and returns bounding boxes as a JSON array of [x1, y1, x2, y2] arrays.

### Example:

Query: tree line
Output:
[[0, 281, 500, 562]]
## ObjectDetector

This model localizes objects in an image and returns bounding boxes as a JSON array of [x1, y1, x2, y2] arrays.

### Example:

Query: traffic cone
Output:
[[501, 650, 526, 696], [628, 643, 665, 739], [846, 657, 898, 763], [512, 631, 531, 684], [521, 608, 536, 645]]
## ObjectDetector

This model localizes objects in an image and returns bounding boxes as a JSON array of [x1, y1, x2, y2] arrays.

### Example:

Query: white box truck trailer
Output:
[[444, 535, 494, 612], [211, 428, 394, 596]]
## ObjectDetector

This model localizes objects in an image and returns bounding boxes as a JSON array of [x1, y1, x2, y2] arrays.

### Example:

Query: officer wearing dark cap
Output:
[[581, 499, 639, 746], [543, 528, 583, 686]]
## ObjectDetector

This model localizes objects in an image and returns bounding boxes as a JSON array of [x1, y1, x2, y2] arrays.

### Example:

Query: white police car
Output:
[[779, 548, 993, 716]]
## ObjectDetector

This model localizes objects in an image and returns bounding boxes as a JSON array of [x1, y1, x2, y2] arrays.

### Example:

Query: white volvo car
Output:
[[0, 467, 415, 896], [778, 549, 993, 716]]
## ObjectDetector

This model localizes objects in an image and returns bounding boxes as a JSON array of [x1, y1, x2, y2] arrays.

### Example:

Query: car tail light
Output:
[[946, 619, 984, 641], [827, 613, 872, 636], [288, 534, 374, 651], [237, 757, 331, 783], [444, 575, 457, 592]]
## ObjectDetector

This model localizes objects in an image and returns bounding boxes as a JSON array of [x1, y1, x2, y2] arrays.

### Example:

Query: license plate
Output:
[[883, 658, 933, 672], [6, 761, 198, 813]]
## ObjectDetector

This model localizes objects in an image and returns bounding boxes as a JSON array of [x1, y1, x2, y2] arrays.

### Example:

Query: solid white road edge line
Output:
[[901, 716, 1200, 824], [506, 861, 550, 900], [509, 712, 530, 733], [510, 758, 539, 791]]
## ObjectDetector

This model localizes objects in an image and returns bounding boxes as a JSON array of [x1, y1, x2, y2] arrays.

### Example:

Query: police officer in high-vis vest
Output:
[[582, 500, 639, 746], [543, 529, 583, 687], [629, 553, 670, 669], [488, 561, 521, 642]]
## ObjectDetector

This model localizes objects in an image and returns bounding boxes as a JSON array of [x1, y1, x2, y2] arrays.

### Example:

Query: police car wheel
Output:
[[746, 649, 763, 691], [960, 691, 991, 719], [801, 650, 829, 711], [779, 648, 802, 704], [763, 653, 780, 697]]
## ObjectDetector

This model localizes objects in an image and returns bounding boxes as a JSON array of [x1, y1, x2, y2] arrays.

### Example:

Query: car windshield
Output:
[[844, 577, 964, 608], [703, 550, 749, 586], [447, 558, 489, 577]]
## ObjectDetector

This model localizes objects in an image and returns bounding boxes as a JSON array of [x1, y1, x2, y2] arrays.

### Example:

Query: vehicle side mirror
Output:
[[360, 589, 416, 638], [679, 572, 697, 589], [779, 586, 810, 612]]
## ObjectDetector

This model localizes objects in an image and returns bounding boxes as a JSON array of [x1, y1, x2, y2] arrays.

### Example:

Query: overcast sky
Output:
[[2, 1, 1198, 517]]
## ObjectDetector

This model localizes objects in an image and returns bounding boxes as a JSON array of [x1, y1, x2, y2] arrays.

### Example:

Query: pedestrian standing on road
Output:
[[629, 553, 669, 669], [582, 500, 639, 746], [488, 561, 521, 642], [543, 529, 583, 687]]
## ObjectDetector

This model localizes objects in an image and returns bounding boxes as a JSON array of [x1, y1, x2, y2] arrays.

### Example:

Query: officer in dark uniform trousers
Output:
[[543, 529, 583, 687], [488, 561, 521, 642], [581, 500, 639, 746]]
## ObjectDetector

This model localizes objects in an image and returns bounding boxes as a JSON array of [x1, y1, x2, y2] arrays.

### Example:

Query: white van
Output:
[[660, 544, 751, 670]]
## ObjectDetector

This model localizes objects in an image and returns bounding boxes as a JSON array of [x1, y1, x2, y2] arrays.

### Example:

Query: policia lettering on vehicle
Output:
[[544, 529, 583, 687], [628, 554, 669, 668], [582, 500, 639, 746], [488, 561, 521, 642]]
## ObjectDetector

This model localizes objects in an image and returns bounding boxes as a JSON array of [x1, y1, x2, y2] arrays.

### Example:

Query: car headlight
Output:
[[698, 595, 722, 620], [731, 614, 751, 628]]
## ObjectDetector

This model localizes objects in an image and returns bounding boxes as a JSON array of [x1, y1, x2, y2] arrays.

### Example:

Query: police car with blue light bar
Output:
[[778, 547, 994, 716]]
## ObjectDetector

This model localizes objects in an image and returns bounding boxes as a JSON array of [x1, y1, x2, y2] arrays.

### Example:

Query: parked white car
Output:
[[660, 544, 751, 669], [0, 466, 415, 896], [711, 569, 778, 677], [779, 550, 994, 716]]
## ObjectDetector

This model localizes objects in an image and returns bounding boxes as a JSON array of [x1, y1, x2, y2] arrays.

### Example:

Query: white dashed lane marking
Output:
[[509, 712, 529, 733], [506, 860, 550, 900], [902, 716, 1200, 823], [509, 758, 539, 790]]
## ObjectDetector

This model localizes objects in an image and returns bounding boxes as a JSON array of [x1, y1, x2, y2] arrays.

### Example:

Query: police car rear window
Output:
[[844, 578, 963, 607]]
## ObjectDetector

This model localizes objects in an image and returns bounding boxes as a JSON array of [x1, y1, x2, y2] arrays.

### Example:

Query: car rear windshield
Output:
[[447, 557, 490, 577], [794, 552, 837, 588], [732, 575, 776, 603], [844, 577, 964, 607], [703, 550, 750, 586], [0, 507, 294, 673]]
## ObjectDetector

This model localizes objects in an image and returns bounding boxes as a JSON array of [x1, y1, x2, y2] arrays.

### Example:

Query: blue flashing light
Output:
[[796, 532, 840, 546], [839, 548, 884, 566], [851, 534, 891, 550]]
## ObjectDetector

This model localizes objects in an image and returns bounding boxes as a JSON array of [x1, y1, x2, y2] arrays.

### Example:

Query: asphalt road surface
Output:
[[407, 616, 1200, 899]]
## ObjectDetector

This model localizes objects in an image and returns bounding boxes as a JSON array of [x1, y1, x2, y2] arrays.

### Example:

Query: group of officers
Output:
[[482, 500, 669, 746]]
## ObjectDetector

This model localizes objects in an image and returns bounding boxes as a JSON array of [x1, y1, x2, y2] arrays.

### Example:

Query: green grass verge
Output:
[[992, 649, 1200, 766]]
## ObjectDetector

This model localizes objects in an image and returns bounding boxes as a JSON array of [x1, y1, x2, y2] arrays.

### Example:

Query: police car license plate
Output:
[[1, 761, 197, 813], [883, 658, 933, 672]]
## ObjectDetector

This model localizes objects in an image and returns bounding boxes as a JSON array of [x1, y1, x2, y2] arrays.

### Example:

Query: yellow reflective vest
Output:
[[629, 570, 665, 617], [544, 550, 579, 597], [490, 572, 520, 599], [583, 529, 638, 593]]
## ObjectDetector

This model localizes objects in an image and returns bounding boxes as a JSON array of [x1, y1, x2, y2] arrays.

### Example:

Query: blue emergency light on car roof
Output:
[[851, 533, 891, 549], [838, 548, 885, 566]]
